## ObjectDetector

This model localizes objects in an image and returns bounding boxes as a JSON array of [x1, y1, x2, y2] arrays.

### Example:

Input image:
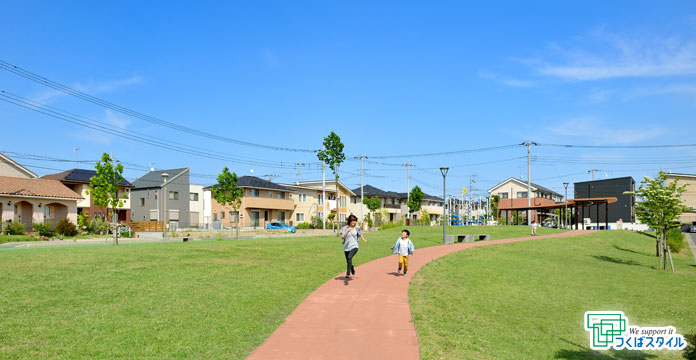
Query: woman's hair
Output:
[[347, 214, 358, 224]]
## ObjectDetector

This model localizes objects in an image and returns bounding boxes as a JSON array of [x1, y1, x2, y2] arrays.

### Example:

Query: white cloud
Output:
[[478, 70, 536, 87], [30, 75, 144, 104], [72, 109, 131, 144], [531, 32, 696, 81], [546, 115, 665, 145]]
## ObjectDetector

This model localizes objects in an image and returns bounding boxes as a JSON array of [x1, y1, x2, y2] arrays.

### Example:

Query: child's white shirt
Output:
[[398, 238, 410, 256]]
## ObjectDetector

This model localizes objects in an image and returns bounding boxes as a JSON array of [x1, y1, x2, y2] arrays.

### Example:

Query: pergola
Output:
[[497, 197, 617, 230]]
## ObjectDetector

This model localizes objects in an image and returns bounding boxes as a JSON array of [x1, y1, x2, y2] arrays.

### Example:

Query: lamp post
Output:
[[440, 167, 449, 244], [161, 172, 169, 239], [563, 182, 569, 229]]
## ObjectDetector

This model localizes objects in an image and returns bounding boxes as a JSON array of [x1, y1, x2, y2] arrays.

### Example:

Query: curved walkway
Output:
[[247, 230, 594, 360]]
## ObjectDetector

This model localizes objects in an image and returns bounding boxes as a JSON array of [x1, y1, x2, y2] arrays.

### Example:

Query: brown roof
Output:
[[0, 176, 83, 200]]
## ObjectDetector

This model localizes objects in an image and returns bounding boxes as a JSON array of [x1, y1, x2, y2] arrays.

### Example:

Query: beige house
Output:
[[487, 177, 563, 202], [0, 152, 38, 179], [206, 176, 296, 229], [666, 173, 696, 223], [349, 184, 443, 225], [282, 180, 355, 227]]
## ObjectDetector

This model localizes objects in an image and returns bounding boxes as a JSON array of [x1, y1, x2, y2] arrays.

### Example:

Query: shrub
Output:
[[77, 211, 90, 231], [5, 220, 26, 235], [310, 215, 323, 229], [55, 219, 78, 237], [90, 218, 109, 234], [32, 222, 53, 237], [295, 222, 312, 229], [363, 214, 373, 228], [666, 228, 685, 253], [683, 333, 696, 360], [380, 220, 404, 231]]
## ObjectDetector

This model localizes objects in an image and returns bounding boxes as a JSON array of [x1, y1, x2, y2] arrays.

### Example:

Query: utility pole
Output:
[[354, 155, 367, 228], [321, 146, 326, 230], [440, 168, 449, 243], [588, 169, 601, 180], [295, 163, 305, 185], [563, 182, 569, 229], [402, 162, 414, 222], [469, 174, 477, 225], [522, 142, 538, 208]]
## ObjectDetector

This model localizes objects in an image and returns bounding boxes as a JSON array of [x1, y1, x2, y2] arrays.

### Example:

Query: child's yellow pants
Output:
[[398, 254, 409, 272]]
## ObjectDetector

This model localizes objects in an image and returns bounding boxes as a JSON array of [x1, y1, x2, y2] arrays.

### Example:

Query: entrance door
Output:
[[250, 211, 260, 228]]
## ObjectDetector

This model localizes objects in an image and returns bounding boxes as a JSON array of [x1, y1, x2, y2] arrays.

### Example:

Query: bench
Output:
[[444, 234, 490, 244]]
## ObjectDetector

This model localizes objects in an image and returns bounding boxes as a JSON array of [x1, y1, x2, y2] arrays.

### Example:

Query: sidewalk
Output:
[[247, 230, 594, 360]]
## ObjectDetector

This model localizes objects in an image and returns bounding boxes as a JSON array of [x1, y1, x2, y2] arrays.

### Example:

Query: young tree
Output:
[[363, 196, 382, 226], [407, 186, 424, 224], [87, 153, 125, 245], [317, 131, 345, 233], [212, 167, 244, 240], [490, 195, 501, 222], [625, 171, 689, 272]]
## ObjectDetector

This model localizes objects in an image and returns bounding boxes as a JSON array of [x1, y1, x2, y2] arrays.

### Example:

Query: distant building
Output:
[[131, 168, 191, 228], [574, 176, 635, 227], [349, 184, 443, 224], [665, 173, 696, 224]]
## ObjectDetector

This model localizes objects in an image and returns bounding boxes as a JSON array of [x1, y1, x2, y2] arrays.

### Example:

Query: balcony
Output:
[[244, 197, 295, 210], [384, 204, 400, 209]]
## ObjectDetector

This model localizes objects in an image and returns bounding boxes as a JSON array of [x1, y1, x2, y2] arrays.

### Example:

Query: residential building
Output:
[[42, 169, 133, 223], [206, 176, 296, 229], [488, 177, 563, 202], [0, 152, 38, 179], [189, 184, 204, 228], [350, 184, 443, 224], [283, 180, 354, 227], [665, 173, 696, 224], [574, 177, 636, 228], [131, 168, 191, 228]]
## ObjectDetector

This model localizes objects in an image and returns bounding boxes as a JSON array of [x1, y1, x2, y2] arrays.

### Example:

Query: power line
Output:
[[538, 143, 696, 149], [0, 59, 318, 153], [363, 144, 523, 159]]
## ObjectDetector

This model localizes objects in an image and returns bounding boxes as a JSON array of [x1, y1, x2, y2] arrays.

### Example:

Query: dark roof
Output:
[[574, 176, 636, 186], [530, 181, 562, 197], [204, 176, 292, 192], [42, 169, 133, 187], [351, 184, 443, 202], [132, 168, 188, 189]]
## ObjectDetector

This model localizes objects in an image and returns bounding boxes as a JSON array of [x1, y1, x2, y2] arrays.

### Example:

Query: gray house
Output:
[[131, 168, 191, 228]]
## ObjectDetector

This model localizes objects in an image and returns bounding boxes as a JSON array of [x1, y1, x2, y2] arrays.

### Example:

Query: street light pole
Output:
[[563, 182, 569, 229], [440, 167, 449, 244], [161, 172, 169, 240]]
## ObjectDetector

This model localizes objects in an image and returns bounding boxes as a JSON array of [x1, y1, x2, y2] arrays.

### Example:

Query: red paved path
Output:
[[247, 230, 594, 360]]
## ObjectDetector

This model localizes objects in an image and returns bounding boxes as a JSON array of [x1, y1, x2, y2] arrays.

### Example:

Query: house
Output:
[[350, 184, 443, 224], [0, 153, 82, 231], [665, 174, 696, 224], [0, 152, 38, 179], [42, 169, 133, 223], [131, 168, 191, 228], [574, 177, 635, 228], [189, 184, 205, 228], [206, 176, 296, 229], [282, 180, 354, 226], [488, 177, 563, 224]]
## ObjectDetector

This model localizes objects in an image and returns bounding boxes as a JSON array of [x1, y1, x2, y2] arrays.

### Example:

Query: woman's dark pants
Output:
[[344, 248, 358, 275]]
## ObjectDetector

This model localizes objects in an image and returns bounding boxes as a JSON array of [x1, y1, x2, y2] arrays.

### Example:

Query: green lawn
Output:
[[410, 231, 696, 359], [0, 225, 562, 359], [0, 234, 40, 244]]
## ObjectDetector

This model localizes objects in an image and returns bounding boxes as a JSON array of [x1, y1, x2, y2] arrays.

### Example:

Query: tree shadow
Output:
[[555, 338, 657, 359], [335, 276, 354, 286], [611, 245, 651, 257], [590, 255, 643, 267], [636, 231, 656, 239]]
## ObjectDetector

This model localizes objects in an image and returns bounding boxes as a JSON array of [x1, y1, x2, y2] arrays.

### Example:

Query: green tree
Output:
[[407, 186, 424, 223], [490, 195, 501, 222], [317, 131, 345, 232], [625, 171, 689, 271], [212, 167, 244, 240], [363, 196, 382, 226], [87, 153, 125, 245]]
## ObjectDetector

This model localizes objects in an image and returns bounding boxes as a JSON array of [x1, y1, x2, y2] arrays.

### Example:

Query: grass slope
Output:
[[0, 226, 562, 359], [410, 231, 696, 359]]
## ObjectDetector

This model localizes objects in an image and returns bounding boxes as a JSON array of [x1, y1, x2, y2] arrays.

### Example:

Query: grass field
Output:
[[410, 231, 696, 359], [0, 225, 562, 359], [0, 234, 39, 244]]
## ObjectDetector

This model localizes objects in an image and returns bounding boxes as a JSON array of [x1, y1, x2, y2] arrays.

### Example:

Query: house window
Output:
[[169, 191, 179, 200], [140, 198, 145, 206], [220, 211, 225, 219], [517, 192, 528, 198], [190, 193, 199, 201], [213, 213, 218, 221], [278, 212, 285, 222], [340, 213, 346, 223], [169, 210, 179, 221], [296, 213, 305, 222], [318, 194, 324, 205], [43, 205, 54, 220], [230, 211, 238, 222], [268, 191, 273, 198], [149, 210, 158, 220], [250, 189, 260, 197], [298, 194, 307, 203], [277, 192, 285, 200], [339, 196, 346, 207], [498, 192, 508, 199], [154, 192, 158, 200]]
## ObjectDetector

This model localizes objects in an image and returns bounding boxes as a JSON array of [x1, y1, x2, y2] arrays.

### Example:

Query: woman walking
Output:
[[341, 214, 367, 278]]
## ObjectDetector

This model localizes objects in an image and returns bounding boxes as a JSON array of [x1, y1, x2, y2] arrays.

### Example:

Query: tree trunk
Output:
[[335, 174, 339, 235], [655, 239, 660, 257], [113, 209, 119, 245], [235, 209, 240, 241]]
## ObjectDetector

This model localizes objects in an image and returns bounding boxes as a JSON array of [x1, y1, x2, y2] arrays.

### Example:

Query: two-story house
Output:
[[666, 173, 696, 225], [488, 177, 563, 224], [350, 184, 443, 224], [131, 168, 191, 228], [283, 180, 354, 227], [206, 176, 296, 229], [42, 168, 133, 223]]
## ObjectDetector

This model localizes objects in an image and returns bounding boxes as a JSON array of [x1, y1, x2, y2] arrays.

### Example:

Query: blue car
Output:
[[266, 222, 296, 233]]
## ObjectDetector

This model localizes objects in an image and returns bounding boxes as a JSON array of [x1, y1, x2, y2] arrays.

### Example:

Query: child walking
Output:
[[391, 229, 414, 275], [531, 220, 538, 236]]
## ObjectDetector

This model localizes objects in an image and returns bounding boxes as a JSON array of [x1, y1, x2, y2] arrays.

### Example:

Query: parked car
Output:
[[266, 222, 296, 233]]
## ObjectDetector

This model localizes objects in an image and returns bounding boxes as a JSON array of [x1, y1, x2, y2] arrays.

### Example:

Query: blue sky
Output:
[[1, 1, 696, 198]]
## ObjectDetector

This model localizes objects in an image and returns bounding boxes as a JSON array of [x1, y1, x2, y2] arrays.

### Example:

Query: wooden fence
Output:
[[130, 221, 165, 232]]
